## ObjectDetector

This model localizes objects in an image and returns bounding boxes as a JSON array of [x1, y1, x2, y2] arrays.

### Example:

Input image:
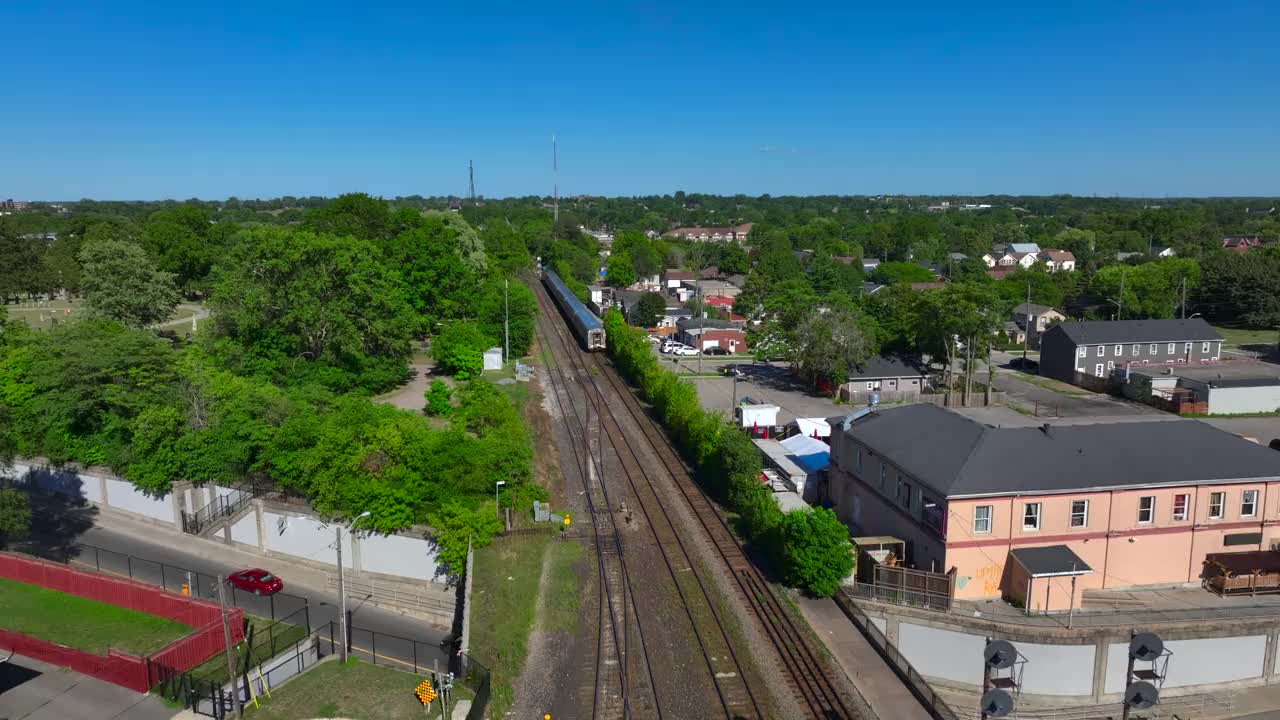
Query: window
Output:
[[1242, 490, 1258, 518], [974, 505, 992, 534], [1209, 492, 1225, 519], [898, 478, 911, 509], [1131, 344, 1140, 356], [1097, 346, 1105, 357], [1023, 502, 1041, 531], [923, 497, 944, 534], [1202, 341, 1211, 354], [1149, 343, 1158, 354], [1114, 344, 1122, 356], [1184, 342, 1192, 355], [1078, 347, 1087, 359], [1095, 364, 1104, 377], [1138, 496, 1155, 524], [1070, 499, 1089, 528], [1172, 493, 1189, 521], [1167, 343, 1176, 354], [879, 464, 886, 491]]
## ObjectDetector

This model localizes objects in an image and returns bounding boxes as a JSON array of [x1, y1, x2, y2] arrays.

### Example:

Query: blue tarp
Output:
[[779, 434, 830, 473]]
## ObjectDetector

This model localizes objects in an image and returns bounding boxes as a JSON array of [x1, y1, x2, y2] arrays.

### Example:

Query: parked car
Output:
[[227, 568, 284, 596], [671, 344, 698, 356], [703, 346, 730, 356], [1008, 357, 1039, 372], [646, 334, 661, 343]]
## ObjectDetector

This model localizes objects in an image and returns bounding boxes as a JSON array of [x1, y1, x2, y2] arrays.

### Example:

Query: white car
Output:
[[672, 345, 698, 356]]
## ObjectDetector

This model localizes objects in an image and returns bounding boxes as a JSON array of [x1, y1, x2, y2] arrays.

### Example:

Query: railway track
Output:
[[533, 280, 764, 720], [588, 351, 862, 719]]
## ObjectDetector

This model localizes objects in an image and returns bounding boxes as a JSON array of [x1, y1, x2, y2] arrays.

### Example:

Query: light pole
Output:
[[337, 510, 371, 663], [495, 480, 506, 519]]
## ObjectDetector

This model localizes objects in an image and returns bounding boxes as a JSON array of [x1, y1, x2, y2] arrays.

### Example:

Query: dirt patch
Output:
[[525, 339, 567, 508]]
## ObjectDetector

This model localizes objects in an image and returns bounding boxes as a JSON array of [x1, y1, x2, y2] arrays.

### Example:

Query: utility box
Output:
[[483, 347, 503, 371]]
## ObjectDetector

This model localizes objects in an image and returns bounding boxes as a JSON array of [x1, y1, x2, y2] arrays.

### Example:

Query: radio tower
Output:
[[552, 133, 559, 224], [468, 160, 475, 204]]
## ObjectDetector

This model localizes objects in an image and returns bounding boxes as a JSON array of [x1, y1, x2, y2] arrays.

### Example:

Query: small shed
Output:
[[483, 347, 503, 371], [1203, 550, 1280, 596], [735, 400, 779, 430], [1007, 545, 1093, 612]]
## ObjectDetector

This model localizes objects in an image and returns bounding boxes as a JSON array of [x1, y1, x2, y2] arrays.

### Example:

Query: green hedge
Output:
[[603, 309, 852, 595]]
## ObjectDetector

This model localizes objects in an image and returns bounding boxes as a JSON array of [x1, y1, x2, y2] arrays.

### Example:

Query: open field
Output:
[[1215, 325, 1280, 347], [0, 577, 192, 656], [243, 658, 468, 720], [4, 298, 208, 332]]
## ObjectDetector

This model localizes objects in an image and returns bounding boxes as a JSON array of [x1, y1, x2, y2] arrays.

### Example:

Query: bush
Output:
[[432, 322, 493, 379], [425, 380, 452, 416], [775, 507, 854, 597]]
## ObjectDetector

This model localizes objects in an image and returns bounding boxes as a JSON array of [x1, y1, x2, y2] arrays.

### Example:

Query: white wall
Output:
[[898, 623, 984, 686], [1105, 635, 1267, 692], [870, 617, 887, 634], [11, 462, 102, 504], [263, 511, 350, 568], [103, 477, 173, 522], [1209, 386, 1280, 415], [358, 532, 441, 580], [230, 512, 259, 547], [1017, 641, 1095, 696]]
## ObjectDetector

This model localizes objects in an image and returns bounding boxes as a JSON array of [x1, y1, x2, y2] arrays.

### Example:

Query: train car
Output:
[[543, 268, 607, 351]]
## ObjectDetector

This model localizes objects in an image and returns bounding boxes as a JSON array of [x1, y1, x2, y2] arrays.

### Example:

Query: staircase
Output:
[[181, 481, 256, 537]]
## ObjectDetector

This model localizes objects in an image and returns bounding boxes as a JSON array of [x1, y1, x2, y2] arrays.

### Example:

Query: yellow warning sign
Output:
[[563, 514, 571, 526], [415, 679, 437, 704]]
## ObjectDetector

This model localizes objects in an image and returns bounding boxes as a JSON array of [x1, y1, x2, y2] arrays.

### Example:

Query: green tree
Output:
[[303, 193, 393, 241], [869, 261, 937, 285], [790, 305, 875, 387], [631, 292, 667, 328], [776, 507, 854, 597], [0, 487, 31, 549], [425, 380, 452, 416], [605, 252, 637, 287], [431, 322, 493, 379], [475, 279, 537, 358], [78, 238, 181, 328]]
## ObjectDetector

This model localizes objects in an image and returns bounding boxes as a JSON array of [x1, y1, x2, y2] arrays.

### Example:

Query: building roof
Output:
[[779, 434, 830, 473], [663, 269, 695, 281], [1134, 361, 1280, 389], [862, 282, 886, 295], [1010, 546, 1093, 577], [1012, 302, 1058, 317], [847, 355, 928, 381], [724, 273, 747, 287], [676, 317, 741, 332], [1042, 249, 1075, 263], [1046, 318, 1221, 346], [841, 403, 1280, 499], [1008, 243, 1041, 254], [692, 279, 738, 291]]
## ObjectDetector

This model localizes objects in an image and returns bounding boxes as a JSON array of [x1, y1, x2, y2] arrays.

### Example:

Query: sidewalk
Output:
[[0, 653, 176, 720], [795, 595, 933, 720]]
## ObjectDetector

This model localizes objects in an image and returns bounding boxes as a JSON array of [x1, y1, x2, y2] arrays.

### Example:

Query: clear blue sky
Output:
[[4, 1, 1278, 200]]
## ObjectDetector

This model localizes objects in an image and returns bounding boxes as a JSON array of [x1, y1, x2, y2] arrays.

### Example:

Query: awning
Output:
[[1010, 545, 1093, 578], [779, 434, 830, 473], [794, 417, 831, 439]]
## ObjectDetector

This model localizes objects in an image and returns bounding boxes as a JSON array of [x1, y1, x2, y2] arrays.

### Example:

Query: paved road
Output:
[[989, 350, 1161, 418], [23, 516, 452, 674], [0, 653, 174, 720]]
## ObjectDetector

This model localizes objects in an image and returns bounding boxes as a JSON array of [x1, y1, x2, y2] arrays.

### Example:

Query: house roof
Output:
[[1045, 318, 1221, 346], [676, 317, 740, 331], [1042, 249, 1075, 262], [841, 404, 1280, 499], [847, 355, 928, 381], [663, 270, 695, 280], [1008, 243, 1041, 254], [1010, 546, 1093, 577], [704, 296, 735, 307], [1012, 302, 1058, 317]]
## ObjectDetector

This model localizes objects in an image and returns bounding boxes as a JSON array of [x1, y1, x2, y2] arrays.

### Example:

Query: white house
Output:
[[997, 251, 1039, 269], [1041, 249, 1077, 273]]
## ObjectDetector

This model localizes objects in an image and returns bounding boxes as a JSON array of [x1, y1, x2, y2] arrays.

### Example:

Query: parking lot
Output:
[[687, 362, 844, 425]]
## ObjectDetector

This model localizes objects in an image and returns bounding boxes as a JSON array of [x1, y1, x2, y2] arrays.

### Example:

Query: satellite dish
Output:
[[1130, 633, 1164, 661], [984, 640, 1018, 670], [1125, 680, 1159, 709], [978, 689, 1014, 718]]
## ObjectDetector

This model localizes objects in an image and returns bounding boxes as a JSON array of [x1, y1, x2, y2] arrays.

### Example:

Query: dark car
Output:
[[1008, 357, 1039, 372], [703, 346, 730, 355], [227, 568, 284, 596]]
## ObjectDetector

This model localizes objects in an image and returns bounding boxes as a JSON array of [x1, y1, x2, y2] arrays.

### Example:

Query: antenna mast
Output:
[[469, 160, 475, 204], [552, 133, 559, 224]]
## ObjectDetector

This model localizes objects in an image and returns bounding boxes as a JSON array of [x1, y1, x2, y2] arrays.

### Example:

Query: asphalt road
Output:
[[23, 519, 452, 674]]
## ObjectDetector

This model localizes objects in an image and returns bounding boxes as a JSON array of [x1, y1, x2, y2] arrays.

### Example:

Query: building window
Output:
[[1172, 493, 1190, 521], [1149, 343, 1157, 354], [1209, 492, 1225, 519], [1138, 496, 1155, 524], [1114, 344, 1122, 356], [1097, 346, 1105, 357], [1202, 341, 1211, 354], [1078, 347, 1087, 359], [1167, 342, 1176, 354], [1070, 499, 1089, 528], [1095, 363, 1104, 377], [1023, 502, 1041, 531], [923, 497, 944, 535], [879, 464, 886, 491], [1132, 344, 1140, 356], [974, 505, 992, 534], [1184, 342, 1192, 355], [1242, 490, 1259, 518]]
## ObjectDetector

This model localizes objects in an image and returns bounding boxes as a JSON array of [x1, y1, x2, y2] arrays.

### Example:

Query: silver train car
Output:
[[542, 268, 607, 351]]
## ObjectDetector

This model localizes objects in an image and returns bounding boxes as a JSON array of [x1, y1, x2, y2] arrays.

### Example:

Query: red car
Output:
[[227, 569, 284, 596]]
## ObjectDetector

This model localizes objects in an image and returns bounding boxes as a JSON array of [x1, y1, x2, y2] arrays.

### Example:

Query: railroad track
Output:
[[533, 281, 763, 720], [588, 351, 861, 719]]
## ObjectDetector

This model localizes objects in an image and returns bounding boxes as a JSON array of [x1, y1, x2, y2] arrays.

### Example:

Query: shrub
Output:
[[425, 380, 452, 416]]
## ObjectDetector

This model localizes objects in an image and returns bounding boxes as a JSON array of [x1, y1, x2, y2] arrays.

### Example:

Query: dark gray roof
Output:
[[843, 404, 1280, 498], [847, 355, 928, 381], [675, 317, 739, 331], [1045, 318, 1221, 346], [1012, 302, 1057, 316], [1010, 546, 1092, 577]]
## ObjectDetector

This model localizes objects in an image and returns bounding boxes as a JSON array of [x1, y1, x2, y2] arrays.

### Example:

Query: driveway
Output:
[[989, 351, 1160, 419], [0, 653, 175, 720], [690, 362, 843, 424]]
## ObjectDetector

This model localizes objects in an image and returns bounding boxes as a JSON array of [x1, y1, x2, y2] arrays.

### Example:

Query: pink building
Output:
[[827, 404, 1280, 610]]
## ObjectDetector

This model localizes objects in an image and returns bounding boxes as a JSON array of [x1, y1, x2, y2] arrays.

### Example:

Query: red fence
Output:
[[0, 551, 243, 692]]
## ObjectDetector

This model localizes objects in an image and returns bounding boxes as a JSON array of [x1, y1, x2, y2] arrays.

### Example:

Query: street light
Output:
[[336, 510, 371, 663], [495, 481, 506, 519]]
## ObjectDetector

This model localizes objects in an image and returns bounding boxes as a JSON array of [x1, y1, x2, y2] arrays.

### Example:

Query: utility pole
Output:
[[552, 133, 559, 224], [504, 278, 510, 365], [468, 160, 475, 204], [1021, 281, 1030, 365], [1118, 270, 1125, 320], [217, 576, 243, 719], [336, 526, 349, 663], [697, 274, 703, 374]]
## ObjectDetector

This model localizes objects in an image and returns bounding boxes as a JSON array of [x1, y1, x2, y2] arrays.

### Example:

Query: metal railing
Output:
[[325, 574, 456, 617], [182, 481, 255, 535], [947, 692, 1232, 720]]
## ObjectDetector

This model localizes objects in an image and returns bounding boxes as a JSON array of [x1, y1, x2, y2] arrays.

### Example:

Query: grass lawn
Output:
[[245, 658, 470, 720], [469, 529, 556, 719], [0, 577, 192, 656], [1013, 372, 1093, 396], [190, 615, 309, 683], [1214, 325, 1279, 347]]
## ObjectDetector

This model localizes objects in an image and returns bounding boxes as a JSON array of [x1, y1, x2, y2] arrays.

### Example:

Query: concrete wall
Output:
[[1104, 635, 1267, 692], [103, 477, 172, 522], [1208, 385, 1280, 415], [230, 511, 259, 546], [10, 461, 103, 504], [262, 510, 351, 568], [359, 531, 439, 581]]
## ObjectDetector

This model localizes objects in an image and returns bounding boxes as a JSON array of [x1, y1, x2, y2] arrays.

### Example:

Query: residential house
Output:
[[663, 223, 753, 243], [1003, 321, 1027, 346], [946, 252, 968, 263], [724, 273, 747, 288], [996, 251, 1039, 269], [699, 265, 722, 280], [1114, 251, 1144, 262], [832, 256, 858, 266], [980, 253, 998, 268], [675, 318, 747, 353], [1040, 249, 1076, 273], [1224, 235, 1263, 253], [657, 306, 693, 329], [862, 258, 882, 273], [842, 355, 929, 402], [1011, 302, 1066, 335], [1153, 246, 1177, 258], [862, 282, 886, 296], [684, 279, 741, 300], [1246, 207, 1275, 216], [662, 269, 695, 292], [1039, 318, 1224, 385], [826, 403, 1280, 609], [1007, 242, 1041, 254]]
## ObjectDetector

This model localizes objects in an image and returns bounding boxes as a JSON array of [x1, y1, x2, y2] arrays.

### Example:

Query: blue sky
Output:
[[3, 1, 1278, 199]]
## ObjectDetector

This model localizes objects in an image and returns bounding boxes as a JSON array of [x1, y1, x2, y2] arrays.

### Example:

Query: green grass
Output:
[[0, 577, 192, 656], [244, 658, 471, 720], [469, 529, 555, 719], [543, 539, 584, 633], [190, 615, 309, 684], [1214, 325, 1280, 347], [1012, 372, 1093, 396]]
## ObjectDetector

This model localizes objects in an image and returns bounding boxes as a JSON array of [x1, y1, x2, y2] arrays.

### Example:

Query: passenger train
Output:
[[542, 268, 607, 351]]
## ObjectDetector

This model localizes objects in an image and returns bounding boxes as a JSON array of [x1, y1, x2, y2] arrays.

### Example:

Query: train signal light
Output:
[[415, 679, 437, 705], [445, 672, 454, 690]]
